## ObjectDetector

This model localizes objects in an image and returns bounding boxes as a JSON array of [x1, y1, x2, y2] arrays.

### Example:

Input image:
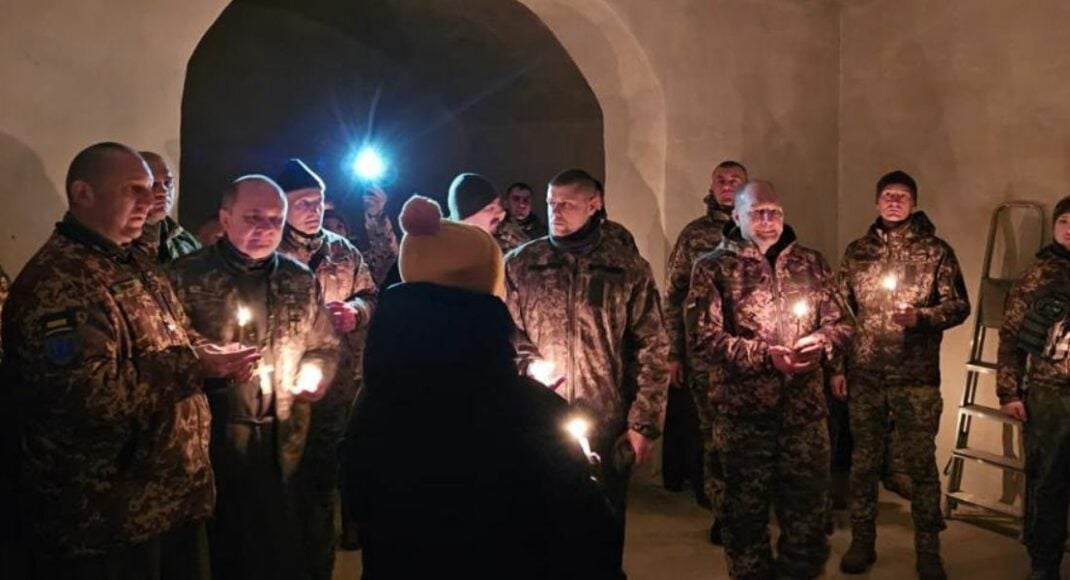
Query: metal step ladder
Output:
[[944, 202, 1046, 530]]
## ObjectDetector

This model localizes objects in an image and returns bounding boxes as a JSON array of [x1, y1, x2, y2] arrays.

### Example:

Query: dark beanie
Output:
[[1055, 195, 1070, 225], [448, 173, 498, 221], [276, 159, 325, 193], [875, 170, 918, 202]]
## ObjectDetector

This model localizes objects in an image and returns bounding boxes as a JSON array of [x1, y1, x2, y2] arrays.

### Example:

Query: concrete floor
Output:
[[334, 483, 1067, 579]]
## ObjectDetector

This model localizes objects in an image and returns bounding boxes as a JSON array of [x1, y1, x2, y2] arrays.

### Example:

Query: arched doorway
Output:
[[181, 0, 606, 243]]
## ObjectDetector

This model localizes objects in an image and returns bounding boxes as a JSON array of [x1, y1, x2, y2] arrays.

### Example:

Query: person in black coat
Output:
[[342, 196, 617, 580]]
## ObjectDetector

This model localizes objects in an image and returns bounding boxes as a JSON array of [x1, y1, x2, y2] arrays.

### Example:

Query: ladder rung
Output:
[[951, 447, 1024, 471], [959, 403, 1020, 425], [945, 491, 1022, 518], [966, 361, 998, 374]]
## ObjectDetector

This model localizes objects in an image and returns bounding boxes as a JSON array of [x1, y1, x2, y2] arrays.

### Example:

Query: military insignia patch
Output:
[[40, 310, 80, 367], [110, 278, 143, 295]]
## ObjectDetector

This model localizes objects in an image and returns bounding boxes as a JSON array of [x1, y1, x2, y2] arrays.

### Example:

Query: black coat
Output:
[[342, 282, 617, 579]]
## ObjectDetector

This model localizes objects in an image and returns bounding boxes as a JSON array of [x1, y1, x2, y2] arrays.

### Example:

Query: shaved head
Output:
[[219, 175, 287, 260], [733, 180, 785, 250], [139, 150, 176, 223], [65, 142, 143, 198], [735, 180, 781, 210], [64, 142, 154, 245]]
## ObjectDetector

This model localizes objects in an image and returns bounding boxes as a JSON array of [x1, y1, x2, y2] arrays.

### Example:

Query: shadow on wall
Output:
[[0, 132, 64, 275]]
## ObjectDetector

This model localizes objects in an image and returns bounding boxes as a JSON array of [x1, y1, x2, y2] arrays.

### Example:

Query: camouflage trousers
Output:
[[848, 378, 945, 552], [1023, 383, 1070, 571], [690, 370, 724, 517], [715, 417, 830, 580], [297, 400, 351, 580]]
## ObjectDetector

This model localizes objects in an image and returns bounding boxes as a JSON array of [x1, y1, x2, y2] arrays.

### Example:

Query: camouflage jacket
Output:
[[997, 243, 1070, 404], [689, 226, 853, 426], [169, 238, 340, 481], [358, 212, 399, 287], [664, 195, 733, 362], [1, 213, 212, 557], [135, 217, 202, 264], [504, 228, 670, 440], [603, 219, 639, 256], [837, 212, 970, 386], [0, 264, 9, 361], [510, 213, 549, 240], [278, 226, 377, 406], [495, 218, 530, 254]]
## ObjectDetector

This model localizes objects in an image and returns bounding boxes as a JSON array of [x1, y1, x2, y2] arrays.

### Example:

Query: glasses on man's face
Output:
[[748, 208, 784, 222]]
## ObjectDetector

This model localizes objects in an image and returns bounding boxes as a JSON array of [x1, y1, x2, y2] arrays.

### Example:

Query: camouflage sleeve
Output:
[[996, 262, 1044, 404], [812, 254, 854, 365], [827, 252, 858, 376], [17, 282, 202, 426], [689, 258, 772, 377], [625, 263, 670, 438], [347, 251, 378, 328], [662, 234, 691, 362], [300, 284, 342, 396], [364, 212, 399, 286], [917, 245, 970, 331], [504, 258, 542, 370]]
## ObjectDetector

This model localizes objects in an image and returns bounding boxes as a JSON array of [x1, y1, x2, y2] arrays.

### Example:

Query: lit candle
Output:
[[292, 362, 324, 396], [529, 359, 558, 387], [565, 416, 593, 458], [881, 273, 898, 293], [791, 300, 810, 339], [236, 305, 252, 345]]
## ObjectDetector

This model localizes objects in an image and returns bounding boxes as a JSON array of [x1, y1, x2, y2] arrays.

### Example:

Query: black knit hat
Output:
[[448, 173, 498, 221], [1055, 195, 1070, 225], [276, 159, 325, 193], [875, 170, 918, 202]]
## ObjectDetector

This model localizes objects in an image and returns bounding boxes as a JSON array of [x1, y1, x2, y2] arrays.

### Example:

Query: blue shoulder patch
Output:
[[40, 310, 80, 367]]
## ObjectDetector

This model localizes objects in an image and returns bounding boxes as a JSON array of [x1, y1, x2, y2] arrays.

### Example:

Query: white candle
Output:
[[565, 416, 593, 458], [791, 300, 810, 339]]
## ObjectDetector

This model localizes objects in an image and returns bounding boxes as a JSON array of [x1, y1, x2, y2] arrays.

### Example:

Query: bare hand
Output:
[[770, 345, 819, 376], [327, 301, 360, 333], [792, 335, 826, 365], [829, 374, 848, 401], [363, 187, 388, 217], [892, 304, 919, 328], [627, 429, 653, 467], [668, 361, 685, 389], [196, 343, 260, 380], [1001, 401, 1027, 422]]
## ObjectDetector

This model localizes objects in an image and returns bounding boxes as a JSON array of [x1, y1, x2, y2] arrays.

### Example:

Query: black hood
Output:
[[1037, 242, 1070, 262], [363, 282, 518, 396]]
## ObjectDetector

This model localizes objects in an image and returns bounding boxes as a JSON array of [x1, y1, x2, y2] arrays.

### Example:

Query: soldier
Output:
[[275, 159, 377, 574], [593, 178, 640, 256], [135, 151, 202, 263], [689, 181, 851, 580], [1, 142, 257, 578], [997, 196, 1070, 580], [503, 181, 549, 240], [169, 175, 341, 580], [662, 160, 747, 542], [505, 168, 669, 578], [354, 185, 399, 287], [833, 171, 969, 579]]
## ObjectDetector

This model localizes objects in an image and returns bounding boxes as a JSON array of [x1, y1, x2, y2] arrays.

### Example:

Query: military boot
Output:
[[839, 534, 876, 574], [916, 553, 946, 580]]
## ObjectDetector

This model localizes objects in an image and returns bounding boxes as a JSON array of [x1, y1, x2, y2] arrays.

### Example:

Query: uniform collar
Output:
[[217, 236, 277, 273], [283, 224, 325, 253], [56, 212, 133, 262]]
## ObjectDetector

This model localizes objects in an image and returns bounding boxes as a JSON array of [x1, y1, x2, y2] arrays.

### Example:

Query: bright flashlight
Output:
[[352, 147, 386, 182]]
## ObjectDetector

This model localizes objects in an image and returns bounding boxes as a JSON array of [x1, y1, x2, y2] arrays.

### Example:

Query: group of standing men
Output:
[[0, 139, 1067, 580]]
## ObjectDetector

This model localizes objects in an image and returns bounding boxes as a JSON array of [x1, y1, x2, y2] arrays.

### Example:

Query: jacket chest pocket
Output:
[[111, 280, 185, 352], [585, 266, 625, 309]]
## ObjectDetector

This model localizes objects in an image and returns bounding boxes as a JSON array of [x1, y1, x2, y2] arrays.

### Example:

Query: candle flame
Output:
[[881, 274, 898, 292], [791, 300, 810, 319], [529, 359, 557, 386], [565, 416, 593, 457], [236, 306, 252, 327]]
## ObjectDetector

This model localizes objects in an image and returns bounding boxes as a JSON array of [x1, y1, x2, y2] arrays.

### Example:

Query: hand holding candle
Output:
[[529, 358, 564, 390], [791, 299, 810, 339], [565, 416, 594, 459]]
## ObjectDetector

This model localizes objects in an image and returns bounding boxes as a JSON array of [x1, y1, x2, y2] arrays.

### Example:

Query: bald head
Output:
[[219, 175, 287, 260], [65, 142, 154, 245], [732, 180, 785, 250]]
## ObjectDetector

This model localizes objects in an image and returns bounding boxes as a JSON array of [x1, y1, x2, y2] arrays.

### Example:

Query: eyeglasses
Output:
[[748, 208, 784, 222]]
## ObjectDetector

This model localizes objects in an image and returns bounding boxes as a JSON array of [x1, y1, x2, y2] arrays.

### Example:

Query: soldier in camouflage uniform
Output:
[[1, 143, 258, 579], [663, 160, 747, 540], [689, 181, 852, 580], [834, 171, 969, 580], [169, 175, 341, 580], [135, 151, 202, 263], [505, 168, 669, 578], [502, 181, 549, 240], [998, 196, 1070, 580], [276, 159, 377, 576], [354, 186, 399, 287]]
